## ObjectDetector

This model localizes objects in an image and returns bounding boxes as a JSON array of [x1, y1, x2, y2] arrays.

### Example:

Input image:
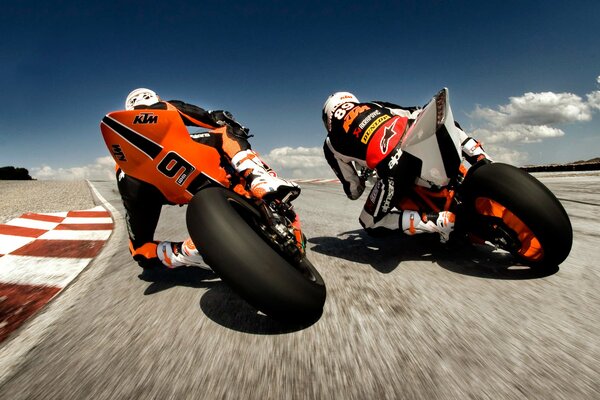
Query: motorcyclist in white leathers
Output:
[[322, 91, 491, 242]]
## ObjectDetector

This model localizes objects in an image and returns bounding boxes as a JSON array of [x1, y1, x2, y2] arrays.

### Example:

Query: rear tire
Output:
[[186, 186, 326, 321], [461, 163, 572, 267]]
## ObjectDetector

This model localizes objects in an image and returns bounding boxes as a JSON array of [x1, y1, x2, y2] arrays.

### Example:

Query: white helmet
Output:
[[125, 88, 160, 110], [322, 91, 359, 130]]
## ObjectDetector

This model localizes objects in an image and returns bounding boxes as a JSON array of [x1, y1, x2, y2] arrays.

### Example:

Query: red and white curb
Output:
[[0, 206, 113, 343]]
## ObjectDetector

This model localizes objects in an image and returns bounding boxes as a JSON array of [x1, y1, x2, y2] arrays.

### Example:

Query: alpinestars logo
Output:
[[133, 113, 158, 124], [380, 119, 398, 154], [381, 179, 395, 213], [388, 148, 403, 170]]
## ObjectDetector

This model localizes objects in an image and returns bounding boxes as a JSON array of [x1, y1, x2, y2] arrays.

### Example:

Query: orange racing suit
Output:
[[117, 100, 251, 268]]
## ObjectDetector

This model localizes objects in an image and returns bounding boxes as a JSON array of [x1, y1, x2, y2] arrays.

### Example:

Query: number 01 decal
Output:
[[157, 151, 195, 186]]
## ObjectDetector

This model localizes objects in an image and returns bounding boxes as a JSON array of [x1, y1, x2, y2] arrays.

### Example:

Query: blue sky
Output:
[[1, 0, 599, 179]]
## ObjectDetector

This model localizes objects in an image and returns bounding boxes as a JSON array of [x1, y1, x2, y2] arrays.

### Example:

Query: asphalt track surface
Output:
[[1, 172, 599, 399]]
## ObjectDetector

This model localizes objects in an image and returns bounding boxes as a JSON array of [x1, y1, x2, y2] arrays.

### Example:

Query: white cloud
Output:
[[31, 156, 115, 181], [472, 125, 564, 144], [484, 144, 530, 166], [472, 91, 594, 126], [261, 146, 334, 179], [469, 77, 600, 161], [587, 90, 600, 111]]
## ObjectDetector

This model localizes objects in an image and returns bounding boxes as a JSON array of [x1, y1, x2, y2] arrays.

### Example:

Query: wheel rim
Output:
[[475, 197, 544, 262]]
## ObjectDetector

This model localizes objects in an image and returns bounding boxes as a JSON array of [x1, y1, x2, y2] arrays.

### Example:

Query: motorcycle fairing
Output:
[[401, 88, 462, 187], [101, 110, 230, 204]]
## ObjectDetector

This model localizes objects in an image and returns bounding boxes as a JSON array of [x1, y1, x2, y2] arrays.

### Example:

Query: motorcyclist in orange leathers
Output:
[[118, 88, 299, 269]]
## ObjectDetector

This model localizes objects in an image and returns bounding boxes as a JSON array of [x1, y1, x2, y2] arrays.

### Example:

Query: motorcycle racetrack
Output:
[[0, 172, 598, 399]]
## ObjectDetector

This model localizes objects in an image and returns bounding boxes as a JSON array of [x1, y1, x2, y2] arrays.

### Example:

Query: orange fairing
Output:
[[100, 110, 232, 204], [475, 197, 544, 261], [291, 214, 305, 253]]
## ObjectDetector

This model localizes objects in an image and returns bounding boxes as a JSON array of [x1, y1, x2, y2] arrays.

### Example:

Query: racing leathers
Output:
[[118, 99, 298, 269], [323, 100, 490, 242]]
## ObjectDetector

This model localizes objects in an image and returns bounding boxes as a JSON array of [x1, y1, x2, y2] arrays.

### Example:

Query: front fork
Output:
[[258, 200, 306, 260]]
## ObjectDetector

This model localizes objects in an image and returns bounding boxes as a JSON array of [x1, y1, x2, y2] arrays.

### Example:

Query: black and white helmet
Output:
[[322, 91, 359, 130], [125, 88, 160, 110]]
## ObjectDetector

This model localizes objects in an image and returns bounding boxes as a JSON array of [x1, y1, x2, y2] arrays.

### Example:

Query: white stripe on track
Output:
[[0, 255, 92, 286], [5, 218, 61, 230], [38, 230, 112, 241]]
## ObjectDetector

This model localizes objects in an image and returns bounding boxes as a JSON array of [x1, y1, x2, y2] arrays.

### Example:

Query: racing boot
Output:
[[157, 239, 211, 270], [231, 149, 300, 201], [401, 210, 456, 243]]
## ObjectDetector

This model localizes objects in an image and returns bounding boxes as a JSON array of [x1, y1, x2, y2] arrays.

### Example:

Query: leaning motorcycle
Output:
[[100, 110, 326, 321], [377, 88, 572, 268]]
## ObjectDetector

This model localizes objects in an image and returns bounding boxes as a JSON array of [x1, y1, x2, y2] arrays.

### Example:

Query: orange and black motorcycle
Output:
[[366, 88, 572, 268], [100, 110, 325, 321]]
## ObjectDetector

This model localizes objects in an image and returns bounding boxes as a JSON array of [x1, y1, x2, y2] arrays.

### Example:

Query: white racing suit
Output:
[[323, 100, 490, 241]]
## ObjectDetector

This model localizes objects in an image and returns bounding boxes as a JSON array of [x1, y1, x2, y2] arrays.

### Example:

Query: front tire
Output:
[[186, 187, 326, 321], [461, 163, 572, 267]]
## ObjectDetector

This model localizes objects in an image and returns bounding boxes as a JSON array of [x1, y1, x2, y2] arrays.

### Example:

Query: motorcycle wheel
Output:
[[186, 186, 326, 321], [461, 163, 572, 268]]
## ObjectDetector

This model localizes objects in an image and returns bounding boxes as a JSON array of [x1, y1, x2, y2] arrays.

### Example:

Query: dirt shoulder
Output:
[[0, 181, 97, 223]]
